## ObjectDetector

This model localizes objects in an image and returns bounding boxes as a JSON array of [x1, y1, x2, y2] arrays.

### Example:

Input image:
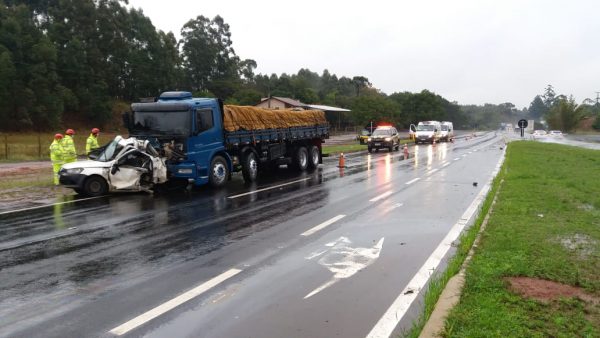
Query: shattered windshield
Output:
[[132, 111, 192, 136], [96, 139, 122, 162]]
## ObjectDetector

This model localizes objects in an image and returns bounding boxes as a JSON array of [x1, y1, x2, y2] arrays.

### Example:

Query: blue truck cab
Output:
[[129, 91, 231, 187], [127, 91, 329, 188]]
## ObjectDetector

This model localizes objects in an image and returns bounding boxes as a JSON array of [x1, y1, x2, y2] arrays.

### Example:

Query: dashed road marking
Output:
[[0, 196, 106, 216], [427, 169, 439, 175], [301, 215, 346, 236], [109, 268, 242, 336], [369, 191, 394, 202], [227, 178, 311, 199], [405, 178, 420, 185]]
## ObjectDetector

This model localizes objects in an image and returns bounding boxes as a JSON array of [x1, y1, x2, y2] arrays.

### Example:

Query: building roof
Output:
[[259, 96, 305, 107], [304, 104, 351, 112]]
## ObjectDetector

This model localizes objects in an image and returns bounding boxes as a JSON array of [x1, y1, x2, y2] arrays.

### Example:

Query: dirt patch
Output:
[[506, 277, 599, 305], [557, 234, 598, 259]]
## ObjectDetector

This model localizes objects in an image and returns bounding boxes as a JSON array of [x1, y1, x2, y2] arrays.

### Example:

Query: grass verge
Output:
[[322, 144, 367, 155], [441, 141, 599, 337], [403, 148, 505, 338], [406, 141, 600, 337]]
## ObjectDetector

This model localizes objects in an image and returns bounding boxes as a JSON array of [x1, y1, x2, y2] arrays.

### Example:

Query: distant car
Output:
[[532, 130, 547, 137], [368, 126, 400, 152], [549, 130, 563, 136], [358, 129, 371, 144]]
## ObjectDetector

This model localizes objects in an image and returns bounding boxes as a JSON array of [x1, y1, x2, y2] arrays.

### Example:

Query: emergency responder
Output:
[[62, 129, 77, 163], [49, 133, 64, 185], [86, 128, 100, 156]]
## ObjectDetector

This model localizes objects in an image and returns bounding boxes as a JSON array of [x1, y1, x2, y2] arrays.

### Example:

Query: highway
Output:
[[0, 132, 506, 338]]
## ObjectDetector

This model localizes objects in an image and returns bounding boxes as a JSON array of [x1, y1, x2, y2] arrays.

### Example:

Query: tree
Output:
[[546, 97, 583, 132], [542, 84, 556, 107], [528, 95, 547, 121], [350, 94, 401, 126], [352, 76, 371, 97]]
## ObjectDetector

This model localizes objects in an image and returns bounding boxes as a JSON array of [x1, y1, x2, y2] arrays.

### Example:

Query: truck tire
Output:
[[241, 151, 258, 183], [307, 145, 320, 170], [209, 155, 229, 188], [83, 176, 108, 197], [293, 146, 308, 171]]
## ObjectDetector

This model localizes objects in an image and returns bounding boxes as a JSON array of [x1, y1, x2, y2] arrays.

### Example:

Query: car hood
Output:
[[62, 160, 113, 170]]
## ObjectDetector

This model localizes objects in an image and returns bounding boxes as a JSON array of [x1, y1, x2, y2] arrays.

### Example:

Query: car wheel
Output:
[[83, 176, 108, 197], [241, 151, 258, 183], [209, 155, 229, 188]]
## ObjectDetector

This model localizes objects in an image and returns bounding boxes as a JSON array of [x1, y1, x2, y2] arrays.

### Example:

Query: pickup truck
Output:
[[59, 91, 329, 196]]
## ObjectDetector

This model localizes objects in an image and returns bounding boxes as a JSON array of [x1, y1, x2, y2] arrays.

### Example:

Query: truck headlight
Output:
[[177, 168, 193, 174], [63, 168, 83, 175]]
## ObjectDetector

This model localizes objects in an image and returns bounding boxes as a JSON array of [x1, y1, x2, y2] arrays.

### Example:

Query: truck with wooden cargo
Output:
[[59, 91, 329, 196]]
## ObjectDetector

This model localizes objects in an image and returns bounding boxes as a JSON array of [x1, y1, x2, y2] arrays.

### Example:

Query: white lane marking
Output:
[[369, 191, 393, 202], [300, 214, 346, 237], [427, 169, 439, 175], [462, 154, 468, 157], [109, 268, 242, 336], [442, 162, 450, 167], [383, 203, 403, 213], [365, 148, 507, 338], [305, 237, 385, 299], [0, 196, 105, 216], [227, 178, 311, 199], [454, 157, 461, 161], [405, 178, 420, 185]]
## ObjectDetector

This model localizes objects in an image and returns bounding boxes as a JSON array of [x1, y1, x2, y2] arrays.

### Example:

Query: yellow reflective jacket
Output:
[[49, 139, 63, 163], [62, 135, 77, 161], [86, 134, 99, 155]]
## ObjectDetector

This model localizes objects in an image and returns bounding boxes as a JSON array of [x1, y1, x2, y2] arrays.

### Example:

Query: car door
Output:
[[108, 149, 150, 190]]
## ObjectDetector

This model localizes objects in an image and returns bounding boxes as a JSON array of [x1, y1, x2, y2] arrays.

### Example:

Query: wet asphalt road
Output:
[[0, 132, 506, 338]]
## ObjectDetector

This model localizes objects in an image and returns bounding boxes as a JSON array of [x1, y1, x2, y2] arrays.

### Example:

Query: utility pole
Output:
[[595, 91, 600, 106]]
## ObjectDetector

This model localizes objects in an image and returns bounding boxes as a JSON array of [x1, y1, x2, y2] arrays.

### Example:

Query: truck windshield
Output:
[[132, 111, 191, 136], [96, 139, 122, 162], [417, 125, 435, 131]]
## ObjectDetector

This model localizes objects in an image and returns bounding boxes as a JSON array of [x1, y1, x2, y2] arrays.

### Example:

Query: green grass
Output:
[[404, 158, 504, 338], [0, 132, 118, 162], [322, 143, 368, 155], [439, 141, 600, 337]]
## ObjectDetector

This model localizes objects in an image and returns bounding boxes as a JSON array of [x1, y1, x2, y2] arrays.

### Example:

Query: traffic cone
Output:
[[403, 144, 409, 159], [338, 152, 345, 168]]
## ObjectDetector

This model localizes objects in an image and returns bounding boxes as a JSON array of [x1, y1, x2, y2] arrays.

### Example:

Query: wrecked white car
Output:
[[59, 136, 167, 196]]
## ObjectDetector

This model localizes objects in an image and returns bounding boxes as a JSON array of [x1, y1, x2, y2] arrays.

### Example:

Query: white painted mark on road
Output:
[[369, 191, 393, 202], [0, 196, 106, 216], [304, 236, 384, 299], [462, 154, 468, 157], [427, 168, 439, 175], [365, 148, 507, 338], [109, 268, 242, 336], [405, 178, 420, 185], [454, 157, 461, 161], [383, 203, 404, 213], [301, 214, 346, 236], [227, 178, 311, 199], [442, 162, 450, 167]]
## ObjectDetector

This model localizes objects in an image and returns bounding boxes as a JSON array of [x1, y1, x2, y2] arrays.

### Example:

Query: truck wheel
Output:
[[293, 146, 308, 171], [241, 151, 258, 183], [83, 176, 108, 197], [307, 145, 320, 170], [209, 155, 229, 188]]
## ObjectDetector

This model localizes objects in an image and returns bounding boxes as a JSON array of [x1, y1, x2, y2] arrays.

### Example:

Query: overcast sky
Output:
[[127, 0, 600, 108]]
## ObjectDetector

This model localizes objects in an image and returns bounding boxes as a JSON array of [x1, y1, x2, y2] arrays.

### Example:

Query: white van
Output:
[[440, 121, 454, 141], [415, 121, 441, 144]]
